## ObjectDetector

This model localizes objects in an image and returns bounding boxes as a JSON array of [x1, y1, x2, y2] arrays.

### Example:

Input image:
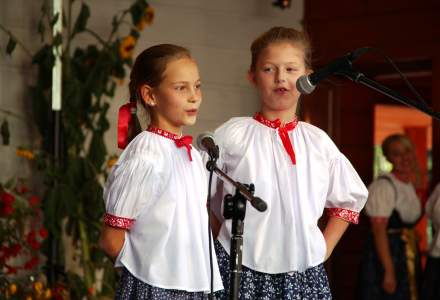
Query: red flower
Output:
[[0, 204, 14, 216], [27, 231, 36, 243], [16, 185, 29, 194], [87, 287, 95, 296], [10, 244, 22, 257], [5, 265, 18, 274], [29, 195, 40, 207], [1, 191, 15, 205], [30, 240, 41, 250], [24, 256, 39, 270], [0, 245, 10, 260], [39, 227, 48, 239], [26, 230, 41, 249]]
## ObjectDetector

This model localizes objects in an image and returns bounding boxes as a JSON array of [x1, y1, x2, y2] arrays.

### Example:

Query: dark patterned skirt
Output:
[[214, 241, 332, 300], [357, 231, 421, 300], [115, 268, 210, 300]]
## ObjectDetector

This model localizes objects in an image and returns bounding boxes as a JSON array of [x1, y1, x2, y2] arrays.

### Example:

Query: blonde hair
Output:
[[250, 26, 312, 72]]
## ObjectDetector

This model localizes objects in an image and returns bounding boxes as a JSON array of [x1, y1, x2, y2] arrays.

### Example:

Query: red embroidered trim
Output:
[[147, 126, 193, 161], [104, 213, 135, 229], [253, 112, 298, 165], [147, 126, 179, 140], [327, 208, 360, 224], [253, 112, 298, 129]]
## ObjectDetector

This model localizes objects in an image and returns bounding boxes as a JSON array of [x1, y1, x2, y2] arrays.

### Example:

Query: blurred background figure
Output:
[[421, 182, 440, 300], [358, 134, 422, 300]]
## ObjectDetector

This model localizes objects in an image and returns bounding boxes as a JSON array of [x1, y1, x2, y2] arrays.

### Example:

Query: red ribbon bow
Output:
[[117, 102, 137, 149], [254, 112, 298, 165], [174, 136, 193, 161]]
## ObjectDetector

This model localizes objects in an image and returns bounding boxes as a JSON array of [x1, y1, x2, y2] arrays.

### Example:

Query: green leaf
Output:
[[130, 0, 148, 25], [130, 29, 140, 39], [87, 133, 107, 170], [6, 37, 16, 55], [37, 19, 45, 42], [50, 12, 60, 28], [52, 32, 63, 47], [1, 119, 10, 145], [72, 3, 90, 37]]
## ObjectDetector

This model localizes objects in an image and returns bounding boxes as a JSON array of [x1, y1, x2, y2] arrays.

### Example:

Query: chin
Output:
[[183, 118, 197, 126]]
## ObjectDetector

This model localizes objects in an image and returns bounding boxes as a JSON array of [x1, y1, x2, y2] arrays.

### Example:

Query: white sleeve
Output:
[[426, 183, 440, 218], [364, 178, 396, 218], [103, 155, 159, 222], [325, 153, 368, 213]]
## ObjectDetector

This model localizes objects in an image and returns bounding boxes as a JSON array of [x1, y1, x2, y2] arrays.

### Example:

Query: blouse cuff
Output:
[[104, 213, 135, 229], [326, 208, 360, 224]]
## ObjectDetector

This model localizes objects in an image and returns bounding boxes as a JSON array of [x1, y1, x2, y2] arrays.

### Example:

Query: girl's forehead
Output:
[[162, 58, 199, 81], [257, 42, 305, 64]]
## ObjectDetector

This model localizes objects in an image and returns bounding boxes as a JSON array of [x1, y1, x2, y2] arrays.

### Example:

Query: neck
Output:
[[392, 169, 411, 183], [260, 106, 297, 124], [150, 116, 183, 136]]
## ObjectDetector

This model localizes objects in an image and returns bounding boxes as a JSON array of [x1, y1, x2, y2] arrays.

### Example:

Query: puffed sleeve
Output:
[[364, 177, 396, 219], [103, 155, 159, 229], [426, 183, 440, 218], [325, 153, 368, 224]]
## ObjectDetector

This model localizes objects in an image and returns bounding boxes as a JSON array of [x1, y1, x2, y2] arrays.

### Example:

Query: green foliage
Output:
[[1, 119, 9, 145], [6, 37, 16, 55], [1, 0, 153, 298]]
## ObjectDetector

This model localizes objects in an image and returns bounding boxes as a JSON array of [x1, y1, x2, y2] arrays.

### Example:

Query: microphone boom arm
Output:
[[339, 69, 440, 121], [206, 160, 267, 212]]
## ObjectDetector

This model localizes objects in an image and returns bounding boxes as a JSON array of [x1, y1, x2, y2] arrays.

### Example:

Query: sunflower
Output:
[[143, 6, 155, 25], [119, 35, 136, 61], [16, 148, 35, 160], [106, 155, 119, 169], [135, 6, 155, 31]]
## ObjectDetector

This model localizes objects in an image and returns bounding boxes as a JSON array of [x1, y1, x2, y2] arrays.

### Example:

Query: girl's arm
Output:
[[322, 216, 349, 260], [370, 220, 396, 294], [99, 224, 126, 259]]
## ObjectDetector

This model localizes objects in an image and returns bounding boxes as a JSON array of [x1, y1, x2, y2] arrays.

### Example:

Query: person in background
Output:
[[359, 134, 422, 300]]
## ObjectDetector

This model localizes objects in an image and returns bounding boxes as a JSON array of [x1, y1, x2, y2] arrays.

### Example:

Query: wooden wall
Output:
[[302, 1, 440, 299]]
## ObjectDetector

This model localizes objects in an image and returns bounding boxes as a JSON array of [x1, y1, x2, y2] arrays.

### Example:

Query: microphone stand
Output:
[[206, 160, 267, 300], [337, 69, 440, 121]]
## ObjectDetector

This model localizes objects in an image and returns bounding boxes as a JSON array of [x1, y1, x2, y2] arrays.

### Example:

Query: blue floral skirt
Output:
[[115, 268, 210, 300], [214, 241, 332, 300]]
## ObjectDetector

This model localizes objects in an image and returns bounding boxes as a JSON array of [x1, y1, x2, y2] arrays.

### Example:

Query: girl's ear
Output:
[[140, 84, 156, 107], [247, 70, 257, 86]]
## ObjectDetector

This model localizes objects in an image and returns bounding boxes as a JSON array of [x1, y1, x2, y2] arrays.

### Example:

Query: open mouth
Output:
[[274, 87, 288, 93], [186, 109, 198, 115]]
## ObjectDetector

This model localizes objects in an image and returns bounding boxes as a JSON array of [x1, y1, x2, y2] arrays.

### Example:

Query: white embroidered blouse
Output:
[[103, 128, 223, 292], [210, 114, 368, 273], [426, 183, 440, 257], [365, 173, 421, 224]]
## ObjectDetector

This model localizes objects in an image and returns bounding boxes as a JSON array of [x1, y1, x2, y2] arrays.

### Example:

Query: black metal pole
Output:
[[339, 70, 440, 121]]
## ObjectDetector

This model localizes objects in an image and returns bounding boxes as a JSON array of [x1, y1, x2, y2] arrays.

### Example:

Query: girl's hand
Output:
[[382, 269, 397, 294]]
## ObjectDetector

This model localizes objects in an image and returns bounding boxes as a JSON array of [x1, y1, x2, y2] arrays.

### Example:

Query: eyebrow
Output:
[[170, 79, 201, 84]]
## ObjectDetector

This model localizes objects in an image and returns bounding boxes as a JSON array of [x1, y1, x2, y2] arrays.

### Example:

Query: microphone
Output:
[[197, 132, 219, 160], [296, 47, 370, 94]]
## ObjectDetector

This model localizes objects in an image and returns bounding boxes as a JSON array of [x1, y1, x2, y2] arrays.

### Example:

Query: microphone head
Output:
[[196, 132, 215, 151], [296, 75, 315, 95]]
